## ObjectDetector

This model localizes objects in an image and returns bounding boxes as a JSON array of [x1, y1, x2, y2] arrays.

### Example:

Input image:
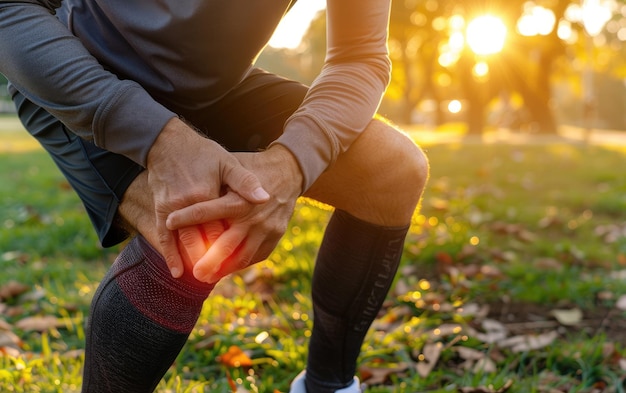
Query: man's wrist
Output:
[[146, 117, 196, 170], [266, 144, 304, 196]]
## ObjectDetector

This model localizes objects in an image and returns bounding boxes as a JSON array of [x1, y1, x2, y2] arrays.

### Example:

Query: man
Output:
[[0, 0, 428, 392]]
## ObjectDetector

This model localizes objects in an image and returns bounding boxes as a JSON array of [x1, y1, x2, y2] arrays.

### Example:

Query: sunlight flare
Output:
[[517, 4, 556, 36], [466, 15, 507, 55]]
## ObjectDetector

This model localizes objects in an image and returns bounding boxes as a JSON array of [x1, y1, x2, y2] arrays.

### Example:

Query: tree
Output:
[[385, 0, 625, 133], [263, 0, 626, 132]]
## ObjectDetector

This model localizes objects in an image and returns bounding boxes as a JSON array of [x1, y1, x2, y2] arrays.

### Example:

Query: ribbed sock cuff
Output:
[[114, 236, 214, 333]]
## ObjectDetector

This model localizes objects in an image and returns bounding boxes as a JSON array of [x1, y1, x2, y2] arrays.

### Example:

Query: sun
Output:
[[466, 15, 508, 56]]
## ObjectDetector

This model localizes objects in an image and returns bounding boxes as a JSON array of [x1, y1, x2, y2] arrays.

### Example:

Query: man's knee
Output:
[[367, 119, 429, 201], [304, 118, 428, 225]]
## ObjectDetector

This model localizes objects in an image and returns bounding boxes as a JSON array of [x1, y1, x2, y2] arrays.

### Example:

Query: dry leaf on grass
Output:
[[0, 346, 21, 357], [456, 346, 485, 361], [457, 303, 490, 319], [455, 347, 497, 373], [0, 281, 30, 301], [63, 349, 85, 359], [0, 329, 22, 348], [359, 363, 409, 385], [472, 357, 497, 373], [498, 330, 559, 353], [0, 318, 11, 331], [372, 305, 413, 332], [470, 319, 508, 344], [550, 308, 583, 326], [219, 345, 252, 368], [15, 315, 63, 332], [416, 342, 442, 378]]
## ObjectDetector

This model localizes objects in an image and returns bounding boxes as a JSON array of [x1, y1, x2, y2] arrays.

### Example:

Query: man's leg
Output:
[[82, 235, 213, 392], [80, 168, 219, 392], [13, 92, 214, 392], [299, 119, 429, 392]]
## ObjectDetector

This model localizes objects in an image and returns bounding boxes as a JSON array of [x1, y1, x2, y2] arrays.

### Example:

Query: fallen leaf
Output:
[[480, 265, 503, 279], [436, 251, 454, 266], [416, 342, 442, 378], [0, 346, 21, 357], [457, 303, 490, 319], [219, 345, 252, 368], [610, 270, 626, 280], [63, 349, 84, 359], [551, 308, 583, 326], [1, 252, 31, 266], [596, 291, 614, 301], [429, 197, 450, 211], [20, 287, 46, 303], [456, 346, 486, 361], [5, 306, 25, 318], [517, 230, 537, 243], [373, 306, 412, 331], [15, 315, 62, 332], [471, 319, 507, 344], [393, 279, 410, 297], [0, 281, 30, 301], [498, 331, 559, 353], [473, 357, 497, 373], [0, 329, 22, 348], [0, 319, 11, 331], [538, 215, 563, 229], [595, 223, 626, 243], [533, 258, 563, 270], [359, 363, 409, 385], [616, 295, 626, 311]]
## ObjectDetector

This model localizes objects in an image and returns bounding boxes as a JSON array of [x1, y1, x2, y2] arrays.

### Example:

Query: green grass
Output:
[[1, 124, 626, 392]]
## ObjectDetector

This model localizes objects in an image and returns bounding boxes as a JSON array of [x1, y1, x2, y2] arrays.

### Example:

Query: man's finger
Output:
[[202, 221, 225, 245], [166, 192, 249, 230], [206, 235, 264, 283], [224, 165, 270, 204], [156, 216, 184, 278], [192, 226, 247, 283], [177, 226, 208, 267]]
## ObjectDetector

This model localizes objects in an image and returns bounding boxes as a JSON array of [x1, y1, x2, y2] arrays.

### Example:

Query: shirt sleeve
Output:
[[0, 1, 176, 167], [273, 0, 392, 191]]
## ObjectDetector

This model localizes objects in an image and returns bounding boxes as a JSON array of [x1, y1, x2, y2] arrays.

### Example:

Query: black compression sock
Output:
[[305, 210, 409, 393], [82, 236, 213, 393]]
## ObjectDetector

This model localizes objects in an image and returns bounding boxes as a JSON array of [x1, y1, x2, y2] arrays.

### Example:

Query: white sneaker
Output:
[[289, 371, 362, 393]]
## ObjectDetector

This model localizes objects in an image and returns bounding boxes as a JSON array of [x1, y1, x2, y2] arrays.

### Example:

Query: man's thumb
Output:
[[227, 167, 270, 203]]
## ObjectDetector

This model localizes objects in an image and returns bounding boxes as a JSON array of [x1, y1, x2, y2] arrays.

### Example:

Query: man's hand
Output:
[[165, 144, 303, 283], [175, 221, 225, 280], [146, 117, 270, 278]]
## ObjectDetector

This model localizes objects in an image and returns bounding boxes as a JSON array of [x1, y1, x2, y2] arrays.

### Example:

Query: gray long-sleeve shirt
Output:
[[0, 0, 391, 190]]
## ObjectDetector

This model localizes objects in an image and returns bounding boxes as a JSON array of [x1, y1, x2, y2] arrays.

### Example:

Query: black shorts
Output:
[[13, 68, 308, 247]]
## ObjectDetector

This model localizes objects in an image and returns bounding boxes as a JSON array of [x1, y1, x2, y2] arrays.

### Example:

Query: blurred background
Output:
[[255, 0, 626, 136], [2, 1, 623, 136]]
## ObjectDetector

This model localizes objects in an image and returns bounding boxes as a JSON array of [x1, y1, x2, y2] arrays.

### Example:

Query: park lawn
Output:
[[0, 125, 625, 392]]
